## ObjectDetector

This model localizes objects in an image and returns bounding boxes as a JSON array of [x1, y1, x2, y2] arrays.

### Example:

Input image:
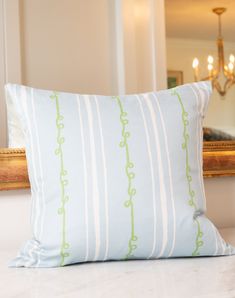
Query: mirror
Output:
[[165, 0, 235, 142]]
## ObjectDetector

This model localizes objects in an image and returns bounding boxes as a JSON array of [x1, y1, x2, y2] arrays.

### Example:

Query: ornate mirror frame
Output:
[[203, 141, 235, 177], [0, 148, 29, 190], [1, 142, 235, 190]]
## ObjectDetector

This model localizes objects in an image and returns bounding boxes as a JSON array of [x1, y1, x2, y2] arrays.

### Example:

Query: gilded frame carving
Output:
[[203, 141, 235, 177], [0, 148, 30, 191]]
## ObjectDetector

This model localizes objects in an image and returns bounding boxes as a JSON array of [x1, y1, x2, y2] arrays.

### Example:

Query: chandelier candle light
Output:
[[192, 8, 235, 96]]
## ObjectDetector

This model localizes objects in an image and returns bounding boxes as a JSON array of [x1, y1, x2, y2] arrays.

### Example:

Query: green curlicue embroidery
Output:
[[172, 89, 203, 256], [112, 96, 138, 259], [50, 91, 70, 266]]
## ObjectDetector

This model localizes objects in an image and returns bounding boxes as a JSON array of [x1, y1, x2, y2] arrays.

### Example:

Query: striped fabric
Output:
[[6, 82, 235, 268]]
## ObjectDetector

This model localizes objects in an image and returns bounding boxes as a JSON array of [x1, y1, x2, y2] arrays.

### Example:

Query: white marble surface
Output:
[[1, 228, 235, 298]]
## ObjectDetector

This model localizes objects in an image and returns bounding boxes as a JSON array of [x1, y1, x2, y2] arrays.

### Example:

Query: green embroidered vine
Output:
[[113, 96, 137, 259], [50, 91, 70, 266], [172, 89, 203, 256]]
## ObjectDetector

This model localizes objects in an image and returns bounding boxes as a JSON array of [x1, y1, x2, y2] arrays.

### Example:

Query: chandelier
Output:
[[192, 8, 235, 97]]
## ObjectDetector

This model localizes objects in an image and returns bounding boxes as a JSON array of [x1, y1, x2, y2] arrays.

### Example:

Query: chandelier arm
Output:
[[223, 81, 230, 94], [213, 79, 225, 96], [224, 79, 235, 93]]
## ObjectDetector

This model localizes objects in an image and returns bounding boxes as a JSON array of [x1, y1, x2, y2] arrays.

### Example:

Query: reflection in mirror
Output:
[[165, 0, 235, 142]]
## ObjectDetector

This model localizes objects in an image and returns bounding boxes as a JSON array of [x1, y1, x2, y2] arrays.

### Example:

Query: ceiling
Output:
[[165, 0, 235, 42]]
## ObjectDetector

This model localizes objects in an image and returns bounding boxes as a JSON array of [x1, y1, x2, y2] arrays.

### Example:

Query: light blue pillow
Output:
[[6, 82, 235, 267]]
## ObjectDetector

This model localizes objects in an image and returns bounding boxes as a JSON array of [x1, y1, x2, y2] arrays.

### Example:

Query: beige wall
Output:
[[20, 0, 115, 95], [20, 0, 166, 95], [205, 177, 235, 228], [166, 38, 235, 130]]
